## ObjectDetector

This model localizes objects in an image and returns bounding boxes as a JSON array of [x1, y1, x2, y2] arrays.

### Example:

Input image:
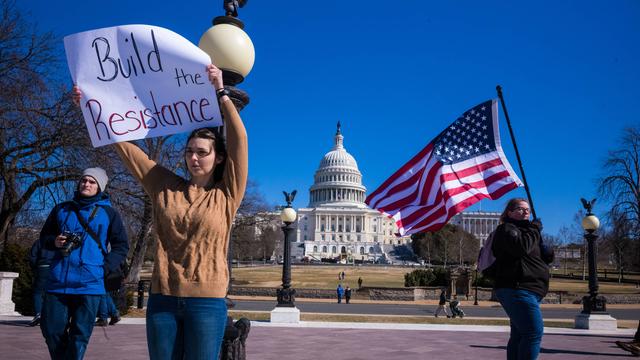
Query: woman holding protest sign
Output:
[[73, 63, 247, 360], [491, 198, 554, 360]]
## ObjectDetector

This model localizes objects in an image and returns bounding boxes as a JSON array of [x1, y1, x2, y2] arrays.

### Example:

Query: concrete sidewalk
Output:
[[0, 316, 636, 359]]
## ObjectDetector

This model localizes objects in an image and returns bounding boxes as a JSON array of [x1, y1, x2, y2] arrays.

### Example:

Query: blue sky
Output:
[[19, 1, 640, 237]]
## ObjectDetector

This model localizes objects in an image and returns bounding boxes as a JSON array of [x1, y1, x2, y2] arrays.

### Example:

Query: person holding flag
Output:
[[492, 198, 554, 359], [367, 89, 551, 359]]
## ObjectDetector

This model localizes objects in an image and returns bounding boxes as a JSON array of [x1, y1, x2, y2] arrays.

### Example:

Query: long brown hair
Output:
[[185, 127, 227, 184], [499, 198, 529, 223]]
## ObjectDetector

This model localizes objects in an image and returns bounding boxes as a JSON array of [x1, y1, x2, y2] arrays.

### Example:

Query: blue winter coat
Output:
[[41, 193, 129, 295]]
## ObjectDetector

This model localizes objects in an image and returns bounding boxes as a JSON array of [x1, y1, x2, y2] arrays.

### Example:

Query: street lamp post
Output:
[[574, 198, 617, 330], [277, 191, 297, 307], [271, 191, 301, 324], [198, 1, 254, 357], [579, 198, 606, 314], [199, 0, 254, 297]]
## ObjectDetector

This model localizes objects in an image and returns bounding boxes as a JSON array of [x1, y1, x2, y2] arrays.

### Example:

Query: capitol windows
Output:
[[304, 235, 308, 240], [359, 247, 365, 254], [313, 246, 318, 252], [321, 235, 325, 241], [357, 235, 361, 241], [368, 247, 374, 253], [339, 235, 343, 241], [332, 235, 336, 241], [373, 225, 377, 232], [321, 225, 325, 231], [332, 246, 337, 254], [347, 235, 351, 241], [322, 246, 328, 252], [331, 225, 336, 231]]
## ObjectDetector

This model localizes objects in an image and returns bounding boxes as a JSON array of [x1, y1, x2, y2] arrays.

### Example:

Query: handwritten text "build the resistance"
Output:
[[84, 29, 217, 141]]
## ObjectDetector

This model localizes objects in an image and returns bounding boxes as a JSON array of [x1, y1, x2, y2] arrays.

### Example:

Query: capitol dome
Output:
[[309, 122, 367, 208]]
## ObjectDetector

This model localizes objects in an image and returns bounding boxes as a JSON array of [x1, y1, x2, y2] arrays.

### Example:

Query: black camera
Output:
[[60, 231, 83, 257]]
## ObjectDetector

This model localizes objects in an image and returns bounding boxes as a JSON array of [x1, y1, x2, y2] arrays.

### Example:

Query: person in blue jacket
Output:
[[28, 233, 57, 327], [336, 284, 344, 303], [39, 167, 129, 360]]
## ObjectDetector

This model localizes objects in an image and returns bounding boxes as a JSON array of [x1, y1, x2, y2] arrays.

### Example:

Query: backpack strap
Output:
[[72, 206, 108, 258]]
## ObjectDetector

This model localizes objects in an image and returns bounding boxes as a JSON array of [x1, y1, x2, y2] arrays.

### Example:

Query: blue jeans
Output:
[[146, 294, 227, 360], [98, 294, 118, 319], [496, 288, 544, 360], [33, 265, 51, 315], [40, 293, 101, 360]]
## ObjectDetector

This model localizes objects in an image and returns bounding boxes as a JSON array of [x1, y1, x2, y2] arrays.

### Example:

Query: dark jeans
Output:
[[146, 294, 227, 360], [97, 293, 118, 319], [33, 265, 51, 315], [40, 293, 101, 360], [496, 288, 544, 360]]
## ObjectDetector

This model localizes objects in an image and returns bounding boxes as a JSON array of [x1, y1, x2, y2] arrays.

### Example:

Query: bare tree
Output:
[[411, 224, 478, 266], [0, 0, 91, 248], [258, 226, 280, 261], [598, 126, 640, 238], [229, 180, 271, 260]]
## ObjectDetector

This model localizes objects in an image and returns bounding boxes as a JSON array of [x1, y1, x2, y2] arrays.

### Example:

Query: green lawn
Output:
[[233, 265, 640, 294], [232, 265, 411, 289]]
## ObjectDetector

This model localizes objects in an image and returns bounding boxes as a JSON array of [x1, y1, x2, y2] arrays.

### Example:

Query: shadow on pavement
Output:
[[469, 344, 632, 357]]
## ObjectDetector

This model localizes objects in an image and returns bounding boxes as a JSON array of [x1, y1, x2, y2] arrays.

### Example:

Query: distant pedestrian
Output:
[[338, 272, 342, 281], [336, 284, 344, 303], [434, 289, 451, 318], [345, 286, 352, 304], [358, 277, 363, 289], [96, 292, 121, 326], [28, 236, 56, 327], [341, 271, 346, 280]]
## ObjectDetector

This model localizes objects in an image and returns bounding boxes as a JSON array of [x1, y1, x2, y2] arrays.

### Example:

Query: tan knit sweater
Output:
[[113, 99, 247, 298]]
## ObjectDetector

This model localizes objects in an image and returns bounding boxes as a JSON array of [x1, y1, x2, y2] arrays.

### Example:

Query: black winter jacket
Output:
[[491, 218, 554, 298]]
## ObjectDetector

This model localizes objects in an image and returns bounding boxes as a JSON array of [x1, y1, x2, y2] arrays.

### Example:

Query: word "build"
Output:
[[92, 29, 162, 82]]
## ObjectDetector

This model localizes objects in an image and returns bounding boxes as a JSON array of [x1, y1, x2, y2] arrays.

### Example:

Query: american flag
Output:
[[365, 100, 523, 236]]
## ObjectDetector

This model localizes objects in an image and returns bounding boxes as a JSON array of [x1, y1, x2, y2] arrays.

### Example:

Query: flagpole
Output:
[[496, 85, 537, 220]]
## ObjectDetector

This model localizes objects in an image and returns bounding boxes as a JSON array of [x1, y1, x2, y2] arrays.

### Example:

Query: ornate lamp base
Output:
[[276, 287, 296, 307], [581, 294, 607, 313]]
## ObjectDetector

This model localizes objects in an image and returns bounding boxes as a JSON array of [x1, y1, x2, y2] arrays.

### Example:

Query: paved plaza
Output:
[[0, 316, 636, 359]]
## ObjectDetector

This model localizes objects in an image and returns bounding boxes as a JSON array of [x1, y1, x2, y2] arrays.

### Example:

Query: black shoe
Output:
[[109, 315, 121, 325], [28, 314, 41, 327], [95, 318, 109, 327]]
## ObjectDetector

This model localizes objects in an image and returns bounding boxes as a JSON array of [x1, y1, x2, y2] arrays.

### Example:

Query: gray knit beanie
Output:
[[82, 167, 108, 192]]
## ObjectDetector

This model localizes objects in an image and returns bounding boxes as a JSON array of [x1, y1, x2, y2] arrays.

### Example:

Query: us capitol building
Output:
[[293, 123, 412, 263]]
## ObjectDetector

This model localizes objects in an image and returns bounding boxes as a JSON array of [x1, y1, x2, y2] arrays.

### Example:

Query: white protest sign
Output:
[[64, 24, 222, 147]]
